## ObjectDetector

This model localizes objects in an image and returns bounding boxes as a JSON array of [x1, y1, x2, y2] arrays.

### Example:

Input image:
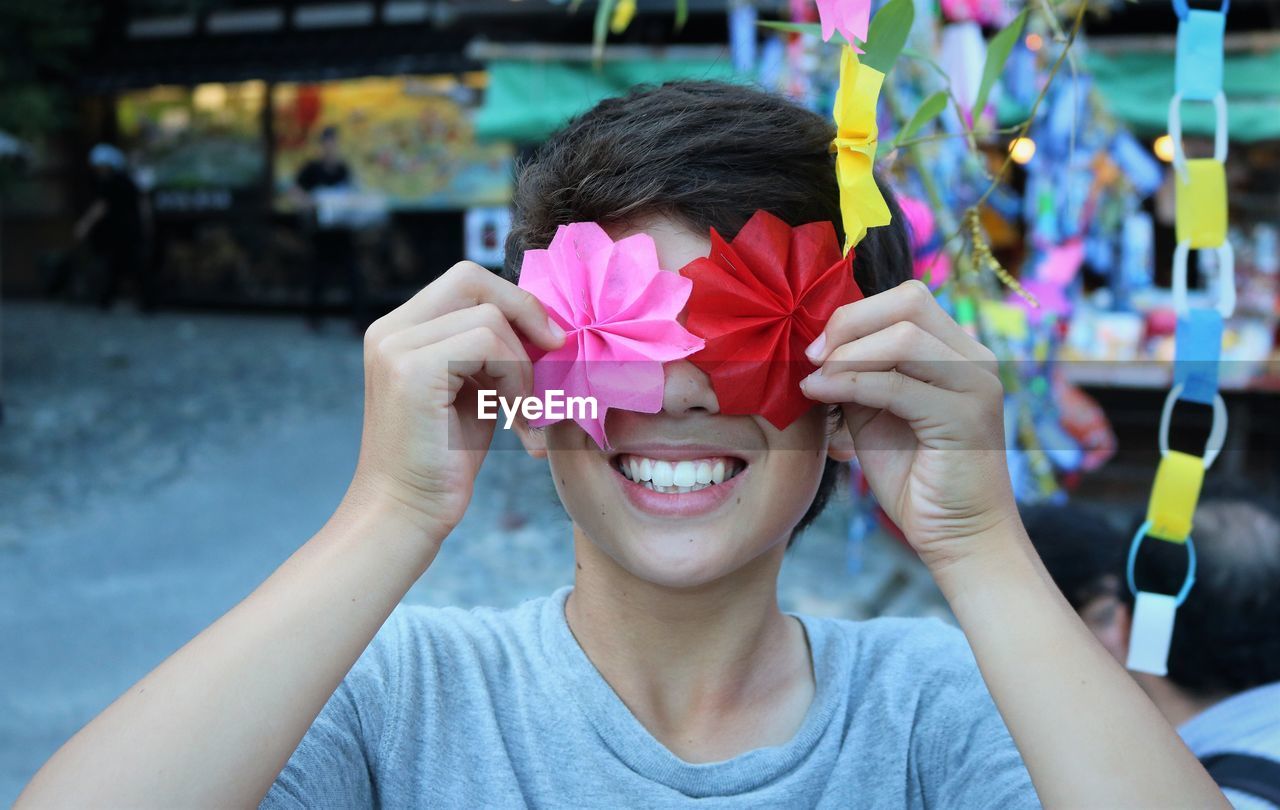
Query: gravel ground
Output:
[[0, 299, 944, 803], [0, 302, 365, 545]]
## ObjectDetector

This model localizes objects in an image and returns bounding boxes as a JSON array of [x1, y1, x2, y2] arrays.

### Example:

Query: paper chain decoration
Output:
[[832, 46, 893, 254], [682, 210, 860, 430], [517, 222, 703, 449], [516, 213, 862, 444], [1125, 0, 1233, 677]]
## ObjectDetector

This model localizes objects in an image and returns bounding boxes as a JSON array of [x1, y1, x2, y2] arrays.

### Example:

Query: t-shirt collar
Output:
[[536, 585, 849, 798]]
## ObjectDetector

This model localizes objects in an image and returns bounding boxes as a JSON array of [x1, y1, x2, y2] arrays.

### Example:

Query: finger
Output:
[[801, 367, 964, 427], [414, 327, 524, 455], [369, 262, 565, 351], [807, 279, 997, 373], [406, 327, 530, 409], [441, 329, 530, 403], [819, 320, 987, 394], [803, 363, 1005, 453], [376, 304, 533, 394]]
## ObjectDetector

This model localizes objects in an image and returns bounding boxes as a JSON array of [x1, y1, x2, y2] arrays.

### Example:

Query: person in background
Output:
[[290, 125, 365, 334], [1024, 491, 1280, 809], [72, 144, 153, 312]]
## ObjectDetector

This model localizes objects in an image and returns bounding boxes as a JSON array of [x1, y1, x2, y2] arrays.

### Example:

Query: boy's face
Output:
[[525, 217, 849, 590]]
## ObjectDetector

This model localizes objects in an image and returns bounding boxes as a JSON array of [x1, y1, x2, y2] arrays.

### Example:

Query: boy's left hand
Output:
[[800, 279, 1019, 572]]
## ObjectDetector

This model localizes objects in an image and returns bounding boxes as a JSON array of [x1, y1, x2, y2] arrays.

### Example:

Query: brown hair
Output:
[[505, 80, 912, 538]]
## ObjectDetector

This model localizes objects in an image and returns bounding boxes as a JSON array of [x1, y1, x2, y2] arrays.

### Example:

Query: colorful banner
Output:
[[272, 74, 514, 211]]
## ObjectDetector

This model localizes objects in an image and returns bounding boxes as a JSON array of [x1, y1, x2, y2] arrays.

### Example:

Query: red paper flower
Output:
[[680, 210, 862, 430]]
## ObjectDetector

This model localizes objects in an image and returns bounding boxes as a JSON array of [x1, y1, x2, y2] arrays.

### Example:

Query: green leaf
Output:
[[894, 91, 948, 146], [903, 46, 948, 78], [675, 0, 688, 31], [592, 0, 618, 65], [861, 0, 915, 74], [973, 10, 1028, 117]]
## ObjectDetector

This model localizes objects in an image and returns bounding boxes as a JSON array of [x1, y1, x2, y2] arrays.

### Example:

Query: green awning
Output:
[[475, 58, 739, 143], [1084, 48, 1280, 143]]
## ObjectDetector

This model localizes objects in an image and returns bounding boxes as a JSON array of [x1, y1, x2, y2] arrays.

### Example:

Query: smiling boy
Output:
[[19, 82, 1227, 808]]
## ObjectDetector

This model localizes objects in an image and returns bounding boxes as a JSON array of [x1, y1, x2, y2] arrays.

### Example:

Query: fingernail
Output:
[[547, 317, 565, 341], [805, 333, 827, 361], [802, 369, 822, 386]]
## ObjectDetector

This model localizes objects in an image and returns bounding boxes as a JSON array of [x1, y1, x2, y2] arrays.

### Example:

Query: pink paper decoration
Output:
[[899, 194, 952, 287], [517, 222, 704, 449], [815, 0, 871, 52]]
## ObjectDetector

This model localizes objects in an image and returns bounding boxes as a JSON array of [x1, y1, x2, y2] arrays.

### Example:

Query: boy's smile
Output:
[[610, 444, 748, 515], [542, 404, 830, 589]]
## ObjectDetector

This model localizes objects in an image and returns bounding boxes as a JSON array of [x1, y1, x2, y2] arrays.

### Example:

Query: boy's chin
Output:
[[589, 528, 783, 592]]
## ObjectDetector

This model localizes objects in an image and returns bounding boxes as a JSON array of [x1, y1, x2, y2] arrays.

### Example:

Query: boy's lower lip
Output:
[[612, 462, 746, 517]]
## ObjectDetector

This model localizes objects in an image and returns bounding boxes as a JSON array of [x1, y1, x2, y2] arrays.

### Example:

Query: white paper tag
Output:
[[1127, 591, 1179, 676]]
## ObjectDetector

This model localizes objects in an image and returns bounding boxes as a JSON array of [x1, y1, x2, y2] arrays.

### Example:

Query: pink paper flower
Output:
[[517, 222, 704, 449], [815, 0, 871, 51]]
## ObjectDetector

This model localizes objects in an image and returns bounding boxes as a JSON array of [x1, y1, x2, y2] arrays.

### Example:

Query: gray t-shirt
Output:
[[1180, 680, 1280, 810], [263, 587, 1037, 808]]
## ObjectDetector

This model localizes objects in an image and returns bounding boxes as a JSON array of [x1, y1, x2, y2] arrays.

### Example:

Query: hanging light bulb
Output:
[[1009, 137, 1036, 165], [1025, 33, 1044, 52], [1153, 134, 1175, 163]]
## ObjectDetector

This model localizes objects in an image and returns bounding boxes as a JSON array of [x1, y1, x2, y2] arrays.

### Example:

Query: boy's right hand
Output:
[[349, 261, 565, 542]]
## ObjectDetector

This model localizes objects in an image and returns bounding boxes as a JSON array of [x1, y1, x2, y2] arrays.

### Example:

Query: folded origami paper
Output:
[[517, 222, 704, 449], [816, 0, 871, 52], [681, 210, 862, 430], [832, 46, 893, 253]]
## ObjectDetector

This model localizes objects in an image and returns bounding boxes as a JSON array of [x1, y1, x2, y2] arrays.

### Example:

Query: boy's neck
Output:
[[564, 526, 815, 763]]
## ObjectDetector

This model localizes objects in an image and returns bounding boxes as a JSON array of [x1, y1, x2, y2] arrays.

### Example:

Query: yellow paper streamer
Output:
[[832, 46, 892, 253]]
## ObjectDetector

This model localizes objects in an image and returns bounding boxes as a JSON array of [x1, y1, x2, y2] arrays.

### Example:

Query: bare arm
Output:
[[802, 280, 1227, 809], [19, 491, 442, 809], [935, 521, 1224, 808], [17, 263, 564, 809]]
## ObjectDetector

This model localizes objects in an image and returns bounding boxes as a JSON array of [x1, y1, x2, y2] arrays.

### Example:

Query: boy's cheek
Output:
[[542, 422, 629, 531], [763, 405, 837, 453]]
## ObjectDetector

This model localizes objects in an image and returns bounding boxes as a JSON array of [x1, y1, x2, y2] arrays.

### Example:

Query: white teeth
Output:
[[672, 461, 696, 487], [652, 461, 674, 487], [617, 454, 745, 491], [641, 481, 713, 494], [695, 462, 712, 485]]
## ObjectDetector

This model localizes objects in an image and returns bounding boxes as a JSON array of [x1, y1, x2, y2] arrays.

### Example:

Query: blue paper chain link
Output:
[[1127, 520, 1199, 607]]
